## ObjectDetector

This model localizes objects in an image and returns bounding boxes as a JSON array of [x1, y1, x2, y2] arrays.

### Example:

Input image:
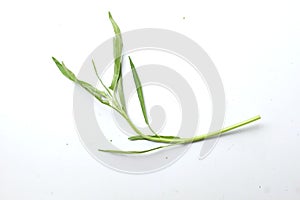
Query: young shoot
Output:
[[52, 12, 261, 154]]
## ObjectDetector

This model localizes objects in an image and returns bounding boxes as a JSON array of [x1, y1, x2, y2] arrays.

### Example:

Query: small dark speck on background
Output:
[[110, 140, 113, 142], [165, 156, 168, 159], [259, 186, 262, 189], [183, 17, 185, 20], [66, 143, 69, 146]]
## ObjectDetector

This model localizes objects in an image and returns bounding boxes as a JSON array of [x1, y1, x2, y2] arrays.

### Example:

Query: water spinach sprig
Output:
[[52, 12, 261, 154]]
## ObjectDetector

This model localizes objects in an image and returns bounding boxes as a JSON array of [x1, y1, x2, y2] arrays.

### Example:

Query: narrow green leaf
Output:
[[107, 12, 127, 112], [128, 56, 150, 125], [98, 145, 170, 154], [108, 12, 121, 34], [92, 59, 112, 97], [108, 12, 123, 91], [77, 80, 109, 105], [52, 57, 109, 105], [52, 57, 77, 82]]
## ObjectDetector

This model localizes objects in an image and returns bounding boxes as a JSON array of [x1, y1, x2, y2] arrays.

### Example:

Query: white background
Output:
[[0, 0, 300, 199]]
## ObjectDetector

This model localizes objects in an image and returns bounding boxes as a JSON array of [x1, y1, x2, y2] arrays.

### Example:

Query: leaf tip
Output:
[[91, 58, 96, 66], [52, 56, 59, 63], [128, 56, 134, 69]]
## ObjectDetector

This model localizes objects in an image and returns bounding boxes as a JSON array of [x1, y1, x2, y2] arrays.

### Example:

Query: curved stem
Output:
[[178, 115, 261, 144], [109, 98, 261, 152], [118, 109, 177, 141], [99, 115, 261, 154], [127, 115, 261, 144]]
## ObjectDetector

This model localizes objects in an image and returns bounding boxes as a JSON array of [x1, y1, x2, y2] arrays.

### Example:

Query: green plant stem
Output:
[[176, 115, 261, 144], [120, 108, 261, 144], [99, 115, 261, 154]]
